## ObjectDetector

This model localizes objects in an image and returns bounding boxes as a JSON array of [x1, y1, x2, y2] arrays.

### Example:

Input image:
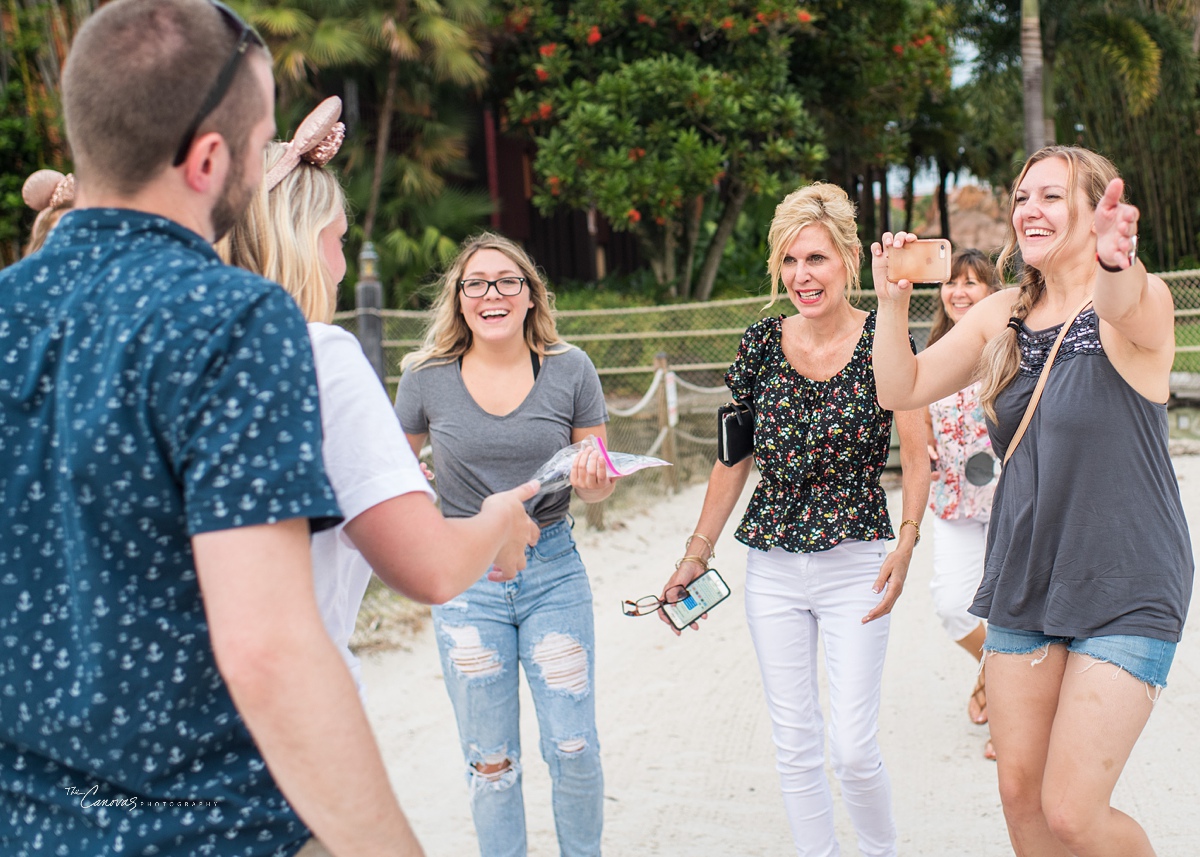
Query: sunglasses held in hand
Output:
[[623, 568, 731, 631]]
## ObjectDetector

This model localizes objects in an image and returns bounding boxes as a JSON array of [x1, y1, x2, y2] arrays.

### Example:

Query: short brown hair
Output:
[[63, 0, 270, 195]]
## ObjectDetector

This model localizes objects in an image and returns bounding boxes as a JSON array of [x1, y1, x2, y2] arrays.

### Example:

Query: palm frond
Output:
[[1077, 13, 1162, 114]]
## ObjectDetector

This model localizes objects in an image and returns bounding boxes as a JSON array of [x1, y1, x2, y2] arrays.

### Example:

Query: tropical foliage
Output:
[[8, 1, 1200, 288], [954, 0, 1200, 269]]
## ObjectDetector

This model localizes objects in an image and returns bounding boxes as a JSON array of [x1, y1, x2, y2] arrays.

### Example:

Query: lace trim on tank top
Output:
[[1017, 306, 1103, 377]]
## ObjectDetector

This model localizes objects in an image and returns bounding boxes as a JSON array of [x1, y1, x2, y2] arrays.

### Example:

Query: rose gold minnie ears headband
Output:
[[264, 95, 346, 191], [23, 169, 76, 213]]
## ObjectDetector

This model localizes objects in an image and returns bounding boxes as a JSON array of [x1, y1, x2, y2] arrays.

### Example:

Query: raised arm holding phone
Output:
[[871, 145, 1192, 857]]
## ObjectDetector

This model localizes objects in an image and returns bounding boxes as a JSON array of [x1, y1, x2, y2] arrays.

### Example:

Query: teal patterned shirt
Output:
[[0, 209, 341, 856]]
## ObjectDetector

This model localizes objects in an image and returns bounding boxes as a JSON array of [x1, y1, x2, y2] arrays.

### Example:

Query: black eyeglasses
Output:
[[622, 585, 691, 617], [458, 277, 527, 299], [172, 0, 267, 167]]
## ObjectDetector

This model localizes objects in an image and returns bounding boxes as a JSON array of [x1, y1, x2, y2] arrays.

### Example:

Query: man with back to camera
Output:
[[0, 1, 424, 854]]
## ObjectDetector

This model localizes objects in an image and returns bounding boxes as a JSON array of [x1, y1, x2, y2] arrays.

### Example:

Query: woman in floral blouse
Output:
[[924, 249, 1002, 761], [657, 182, 928, 857]]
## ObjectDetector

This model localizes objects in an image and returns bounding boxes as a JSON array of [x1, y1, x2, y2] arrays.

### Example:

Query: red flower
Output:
[[535, 67, 549, 82], [586, 25, 601, 45], [892, 44, 903, 55], [797, 10, 812, 23], [538, 102, 553, 120], [756, 12, 768, 23], [636, 12, 655, 26], [748, 24, 759, 34], [539, 43, 558, 57], [721, 17, 734, 30], [547, 176, 561, 196], [628, 147, 646, 160], [627, 209, 642, 223], [506, 10, 530, 33], [654, 216, 666, 226]]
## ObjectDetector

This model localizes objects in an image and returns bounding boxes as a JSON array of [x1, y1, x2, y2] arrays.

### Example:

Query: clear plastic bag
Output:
[[529, 435, 671, 497]]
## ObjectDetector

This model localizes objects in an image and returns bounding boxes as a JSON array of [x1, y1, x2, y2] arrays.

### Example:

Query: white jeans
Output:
[[929, 516, 988, 642], [745, 540, 895, 857]]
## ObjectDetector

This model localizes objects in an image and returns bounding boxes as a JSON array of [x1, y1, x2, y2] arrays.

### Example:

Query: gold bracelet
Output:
[[686, 532, 715, 562], [675, 555, 708, 571], [900, 519, 921, 545]]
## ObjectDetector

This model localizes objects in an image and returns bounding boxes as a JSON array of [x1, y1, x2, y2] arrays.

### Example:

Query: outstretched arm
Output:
[[1092, 177, 1175, 354], [345, 479, 542, 604]]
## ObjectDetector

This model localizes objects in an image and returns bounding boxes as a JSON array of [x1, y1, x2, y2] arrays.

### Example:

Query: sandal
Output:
[[968, 667, 988, 724], [984, 738, 997, 762]]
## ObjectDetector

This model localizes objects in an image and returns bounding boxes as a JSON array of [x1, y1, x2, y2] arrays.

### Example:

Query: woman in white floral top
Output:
[[925, 248, 1001, 759]]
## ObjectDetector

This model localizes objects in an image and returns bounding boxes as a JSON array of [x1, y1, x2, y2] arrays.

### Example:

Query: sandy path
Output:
[[362, 458, 1200, 856]]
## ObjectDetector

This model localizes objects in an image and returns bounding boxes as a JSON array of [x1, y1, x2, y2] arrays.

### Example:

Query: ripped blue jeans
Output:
[[432, 518, 603, 857]]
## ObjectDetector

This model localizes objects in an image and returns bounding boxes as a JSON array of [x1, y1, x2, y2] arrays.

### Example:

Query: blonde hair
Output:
[[401, 232, 567, 372], [24, 208, 70, 257], [978, 146, 1120, 419], [765, 182, 861, 306], [217, 141, 346, 323], [926, 248, 1001, 347]]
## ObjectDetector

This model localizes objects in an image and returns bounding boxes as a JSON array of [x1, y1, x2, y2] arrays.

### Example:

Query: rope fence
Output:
[[338, 273, 1200, 527]]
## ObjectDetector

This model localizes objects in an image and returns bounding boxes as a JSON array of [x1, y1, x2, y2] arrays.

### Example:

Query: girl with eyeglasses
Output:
[[394, 233, 614, 857]]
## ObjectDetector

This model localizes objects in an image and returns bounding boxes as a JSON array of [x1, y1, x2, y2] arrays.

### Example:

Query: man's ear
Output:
[[181, 132, 228, 195]]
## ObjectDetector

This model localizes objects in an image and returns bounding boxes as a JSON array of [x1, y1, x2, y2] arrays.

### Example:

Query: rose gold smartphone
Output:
[[887, 238, 952, 283]]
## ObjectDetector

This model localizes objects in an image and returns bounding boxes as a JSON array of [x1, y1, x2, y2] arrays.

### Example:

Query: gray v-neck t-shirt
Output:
[[394, 346, 607, 526]]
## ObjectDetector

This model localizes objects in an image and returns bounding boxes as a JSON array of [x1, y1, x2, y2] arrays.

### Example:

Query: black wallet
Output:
[[716, 400, 755, 467]]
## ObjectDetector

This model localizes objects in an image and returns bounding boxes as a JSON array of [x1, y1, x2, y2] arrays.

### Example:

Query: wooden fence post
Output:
[[355, 242, 385, 384], [655, 352, 678, 493]]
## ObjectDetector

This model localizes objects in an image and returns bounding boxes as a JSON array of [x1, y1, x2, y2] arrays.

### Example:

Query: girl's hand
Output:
[[656, 558, 708, 637], [419, 462, 434, 482], [1094, 178, 1139, 272], [570, 439, 615, 503], [863, 548, 911, 623], [869, 231, 921, 302]]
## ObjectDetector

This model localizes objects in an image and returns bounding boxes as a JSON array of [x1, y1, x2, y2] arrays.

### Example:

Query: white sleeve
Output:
[[309, 323, 435, 523]]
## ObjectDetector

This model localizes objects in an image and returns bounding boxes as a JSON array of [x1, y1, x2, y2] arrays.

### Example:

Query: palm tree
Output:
[[1021, 0, 1048, 153], [356, 0, 488, 240], [234, 0, 492, 305]]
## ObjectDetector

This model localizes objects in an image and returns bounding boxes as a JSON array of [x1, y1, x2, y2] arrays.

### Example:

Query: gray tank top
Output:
[[972, 307, 1193, 642]]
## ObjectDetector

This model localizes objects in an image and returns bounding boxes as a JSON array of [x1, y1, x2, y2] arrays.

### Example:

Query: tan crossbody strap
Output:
[[1002, 296, 1094, 468]]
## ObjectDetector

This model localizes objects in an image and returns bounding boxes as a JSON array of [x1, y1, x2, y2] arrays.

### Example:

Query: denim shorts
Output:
[[983, 624, 1177, 688]]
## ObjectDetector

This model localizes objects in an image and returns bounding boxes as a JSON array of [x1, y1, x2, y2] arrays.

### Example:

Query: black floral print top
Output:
[[727, 311, 902, 554]]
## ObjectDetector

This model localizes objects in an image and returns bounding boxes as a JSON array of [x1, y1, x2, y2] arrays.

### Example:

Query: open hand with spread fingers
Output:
[[1093, 177, 1139, 272]]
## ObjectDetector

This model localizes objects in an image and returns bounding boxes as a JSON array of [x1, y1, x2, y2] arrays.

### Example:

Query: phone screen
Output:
[[662, 569, 731, 630]]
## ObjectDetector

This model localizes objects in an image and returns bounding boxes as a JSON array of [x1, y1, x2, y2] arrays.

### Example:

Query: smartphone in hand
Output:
[[662, 568, 732, 630], [887, 238, 952, 283]]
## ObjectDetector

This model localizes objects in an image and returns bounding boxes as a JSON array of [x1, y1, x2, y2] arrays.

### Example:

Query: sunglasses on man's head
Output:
[[172, 0, 267, 167]]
